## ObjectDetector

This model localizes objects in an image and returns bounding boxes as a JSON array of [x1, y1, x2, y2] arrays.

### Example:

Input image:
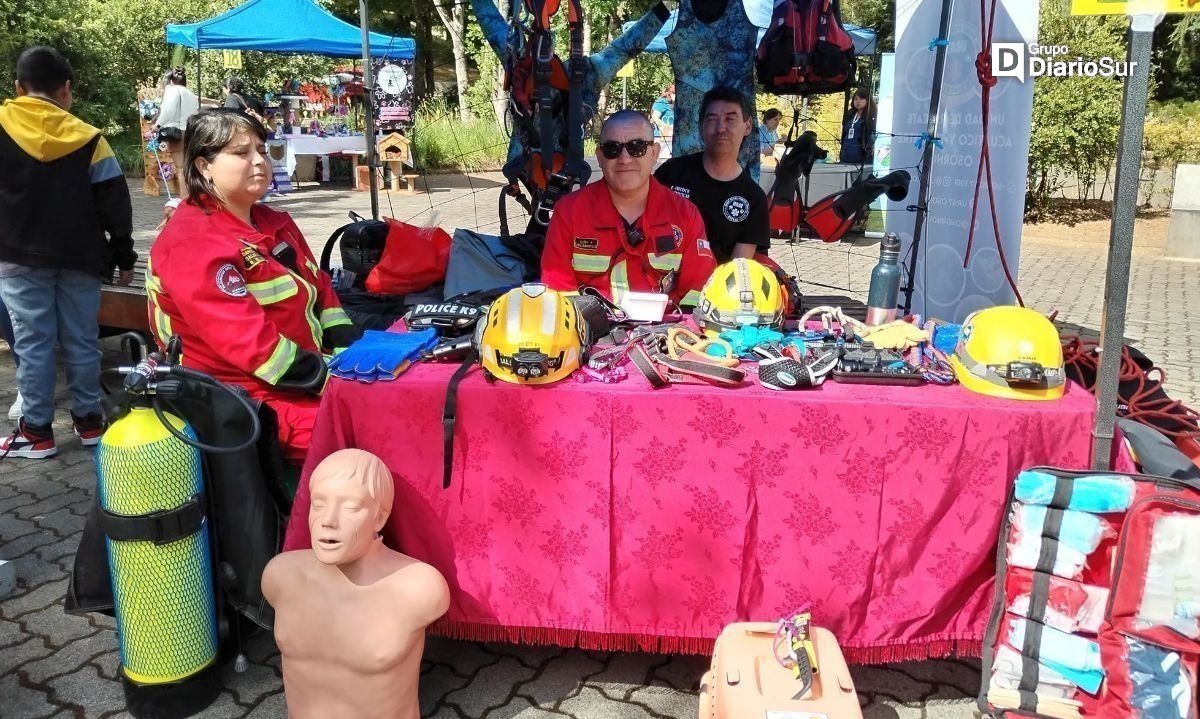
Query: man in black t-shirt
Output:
[[654, 86, 769, 264]]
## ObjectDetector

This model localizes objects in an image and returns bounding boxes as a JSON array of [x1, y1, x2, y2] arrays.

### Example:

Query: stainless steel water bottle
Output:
[[865, 233, 902, 325]]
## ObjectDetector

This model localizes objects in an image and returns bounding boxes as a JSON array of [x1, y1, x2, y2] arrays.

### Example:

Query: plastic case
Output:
[[698, 622, 864, 719]]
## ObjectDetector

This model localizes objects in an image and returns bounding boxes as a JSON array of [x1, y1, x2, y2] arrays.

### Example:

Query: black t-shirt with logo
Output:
[[654, 153, 769, 263]]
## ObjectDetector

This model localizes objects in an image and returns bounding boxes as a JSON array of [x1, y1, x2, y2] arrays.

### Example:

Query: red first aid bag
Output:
[[979, 466, 1200, 719], [364, 218, 451, 295]]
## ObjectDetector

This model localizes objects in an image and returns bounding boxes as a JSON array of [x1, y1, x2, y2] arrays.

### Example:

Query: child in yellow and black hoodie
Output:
[[0, 46, 135, 458]]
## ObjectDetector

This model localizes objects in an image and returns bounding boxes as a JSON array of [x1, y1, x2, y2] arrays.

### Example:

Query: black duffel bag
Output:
[[319, 212, 441, 331], [319, 211, 388, 289]]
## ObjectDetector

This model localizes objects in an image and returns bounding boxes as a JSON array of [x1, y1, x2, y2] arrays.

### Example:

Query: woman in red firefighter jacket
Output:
[[148, 110, 357, 463]]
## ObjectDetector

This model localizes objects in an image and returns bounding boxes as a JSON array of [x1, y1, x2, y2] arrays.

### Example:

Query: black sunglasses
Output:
[[599, 139, 653, 159]]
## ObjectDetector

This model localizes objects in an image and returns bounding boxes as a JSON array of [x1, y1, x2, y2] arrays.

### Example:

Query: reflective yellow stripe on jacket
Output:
[[610, 260, 630, 303], [571, 254, 611, 273], [145, 257, 172, 345], [255, 336, 298, 385], [246, 276, 298, 305], [648, 254, 682, 273], [319, 306, 352, 330]]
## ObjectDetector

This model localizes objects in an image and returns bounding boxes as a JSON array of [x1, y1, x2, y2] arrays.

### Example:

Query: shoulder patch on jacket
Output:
[[216, 264, 248, 297], [240, 246, 266, 270]]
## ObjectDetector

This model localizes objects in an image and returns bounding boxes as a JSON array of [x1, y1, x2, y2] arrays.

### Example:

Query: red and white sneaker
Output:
[[71, 412, 106, 447], [0, 418, 58, 459]]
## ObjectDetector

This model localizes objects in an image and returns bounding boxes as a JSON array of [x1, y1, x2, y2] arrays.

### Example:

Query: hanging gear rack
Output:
[[499, 0, 591, 238]]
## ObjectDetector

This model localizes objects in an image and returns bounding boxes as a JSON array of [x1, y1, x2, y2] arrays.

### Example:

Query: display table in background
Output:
[[278, 134, 366, 181], [284, 364, 1126, 662]]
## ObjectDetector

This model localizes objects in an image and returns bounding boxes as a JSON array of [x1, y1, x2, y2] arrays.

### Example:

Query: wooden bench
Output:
[[99, 258, 151, 334]]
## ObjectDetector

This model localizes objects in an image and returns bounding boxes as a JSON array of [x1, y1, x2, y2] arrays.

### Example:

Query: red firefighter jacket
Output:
[[148, 201, 351, 393], [540, 178, 716, 307]]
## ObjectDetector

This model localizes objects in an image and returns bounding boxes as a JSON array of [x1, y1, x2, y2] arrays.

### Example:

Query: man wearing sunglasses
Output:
[[541, 110, 716, 308], [655, 86, 769, 264]]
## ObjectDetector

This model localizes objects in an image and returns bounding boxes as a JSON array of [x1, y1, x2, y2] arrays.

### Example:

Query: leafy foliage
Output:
[[1025, 0, 1126, 210], [411, 95, 508, 170]]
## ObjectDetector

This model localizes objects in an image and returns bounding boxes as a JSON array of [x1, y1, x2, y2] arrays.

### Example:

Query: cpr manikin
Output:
[[263, 449, 450, 719]]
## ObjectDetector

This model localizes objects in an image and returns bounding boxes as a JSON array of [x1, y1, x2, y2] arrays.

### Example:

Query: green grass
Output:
[[411, 98, 509, 173]]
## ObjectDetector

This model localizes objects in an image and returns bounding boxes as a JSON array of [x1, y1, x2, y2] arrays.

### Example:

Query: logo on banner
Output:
[[990, 43, 1137, 82]]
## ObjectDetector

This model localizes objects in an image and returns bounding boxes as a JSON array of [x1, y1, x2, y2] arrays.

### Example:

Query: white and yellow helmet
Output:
[[475, 284, 587, 384], [694, 258, 787, 336]]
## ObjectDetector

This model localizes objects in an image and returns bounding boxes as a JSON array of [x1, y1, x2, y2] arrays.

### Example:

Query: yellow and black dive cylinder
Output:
[[95, 406, 221, 718]]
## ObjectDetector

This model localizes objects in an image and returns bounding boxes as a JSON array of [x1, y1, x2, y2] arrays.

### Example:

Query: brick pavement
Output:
[[1, 176, 1194, 718]]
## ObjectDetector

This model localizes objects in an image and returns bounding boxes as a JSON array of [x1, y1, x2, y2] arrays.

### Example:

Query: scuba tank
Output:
[[94, 335, 262, 718]]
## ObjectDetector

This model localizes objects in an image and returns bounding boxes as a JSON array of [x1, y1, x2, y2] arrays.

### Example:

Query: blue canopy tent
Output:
[[166, 0, 415, 218], [165, 0, 414, 58]]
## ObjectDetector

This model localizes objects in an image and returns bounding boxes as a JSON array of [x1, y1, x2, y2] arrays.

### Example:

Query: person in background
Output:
[[223, 77, 266, 123], [0, 299, 21, 420], [651, 84, 675, 159], [150, 67, 199, 199], [839, 89, 875, 165], [148, 109, 357, 464], [759, 108, 782, 158], [655, 86, 769, 264], [0, 46, 135, 458], [541, 110, 715, 308]]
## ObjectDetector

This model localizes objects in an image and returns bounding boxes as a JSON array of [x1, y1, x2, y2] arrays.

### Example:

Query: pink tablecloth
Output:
[[284, 364, 1112, 662]]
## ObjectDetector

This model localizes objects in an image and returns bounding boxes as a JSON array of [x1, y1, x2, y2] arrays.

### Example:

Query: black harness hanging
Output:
[[499, 0, 591, 238]]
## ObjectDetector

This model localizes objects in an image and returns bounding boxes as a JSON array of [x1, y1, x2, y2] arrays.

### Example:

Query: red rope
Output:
[[964, 0, 1025, 306]]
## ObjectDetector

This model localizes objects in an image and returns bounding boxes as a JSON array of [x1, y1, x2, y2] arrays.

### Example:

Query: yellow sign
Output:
[[1070, 0, 1198, 14], [222, 50, 243, 69], [616, 61, 635, 79]]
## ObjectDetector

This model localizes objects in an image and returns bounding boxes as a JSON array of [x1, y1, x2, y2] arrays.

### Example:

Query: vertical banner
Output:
[[370, 57, 415, 132], [886, 0, 1039, 321], [871, 53, 896, 210]]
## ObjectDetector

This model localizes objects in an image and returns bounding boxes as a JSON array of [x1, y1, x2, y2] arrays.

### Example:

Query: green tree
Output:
[[1026, 0, 1126, 210]]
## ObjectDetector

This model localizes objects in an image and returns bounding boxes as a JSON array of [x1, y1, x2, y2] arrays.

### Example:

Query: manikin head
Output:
[[307, 449, 395, 566]]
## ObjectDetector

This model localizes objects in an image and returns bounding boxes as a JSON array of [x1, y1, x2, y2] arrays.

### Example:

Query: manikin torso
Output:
[[263, 449, 449, 719]]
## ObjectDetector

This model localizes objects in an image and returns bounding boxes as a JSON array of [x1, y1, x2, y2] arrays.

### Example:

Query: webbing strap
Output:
[[565, 0, 587, 179], [1017, 500, 1069, 708], [534, 29, 555, 179], [442, 349, 478, 489], [98, 495, 205, 546], [1050, 474, 1074, 509], [630, 344, 669, 388]]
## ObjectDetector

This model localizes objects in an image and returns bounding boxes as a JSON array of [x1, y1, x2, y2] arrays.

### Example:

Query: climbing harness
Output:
[[499, 0, 591, 237]]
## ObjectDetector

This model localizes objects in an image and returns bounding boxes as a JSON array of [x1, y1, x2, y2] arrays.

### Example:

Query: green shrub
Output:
[[112, 140, 147, 176], [411, 96, 509, 172]]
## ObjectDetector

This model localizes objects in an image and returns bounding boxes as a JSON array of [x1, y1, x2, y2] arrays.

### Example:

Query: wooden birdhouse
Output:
[[353, 131, 421, 194], [377, 132, 411, 165]]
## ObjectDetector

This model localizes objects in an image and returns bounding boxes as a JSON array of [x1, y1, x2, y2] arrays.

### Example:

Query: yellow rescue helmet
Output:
[[694, 258, 786, 336], [949, 305, 1065, 401], [476, 284, 586, 385]]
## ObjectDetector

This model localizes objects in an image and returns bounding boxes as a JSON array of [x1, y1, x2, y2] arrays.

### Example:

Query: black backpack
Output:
[[318, 212, 417, 332], [318, 211, 389, 290]]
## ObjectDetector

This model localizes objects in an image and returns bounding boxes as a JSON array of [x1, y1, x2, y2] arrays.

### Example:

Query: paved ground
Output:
[[1, 176, 1195, 718]]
